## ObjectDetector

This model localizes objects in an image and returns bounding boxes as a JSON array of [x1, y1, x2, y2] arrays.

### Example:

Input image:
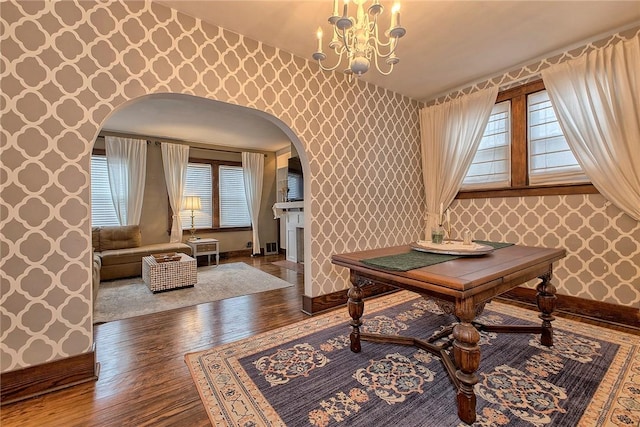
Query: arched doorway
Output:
[[92, 93, 311, 307]]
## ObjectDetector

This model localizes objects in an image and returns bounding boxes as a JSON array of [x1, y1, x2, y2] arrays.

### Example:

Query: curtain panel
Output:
[[419, 87, 498, 237], [105, 136, 147, 226], [242, 152, 264, 255], [161, 142, 190, 242], [541, 35, 640, 221]]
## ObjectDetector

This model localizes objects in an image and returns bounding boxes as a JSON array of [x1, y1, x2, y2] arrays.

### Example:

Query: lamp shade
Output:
[[183, 196, 201, 211]]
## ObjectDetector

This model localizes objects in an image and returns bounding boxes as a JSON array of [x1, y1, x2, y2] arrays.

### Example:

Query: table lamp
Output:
[[183, 195, 201, 241]]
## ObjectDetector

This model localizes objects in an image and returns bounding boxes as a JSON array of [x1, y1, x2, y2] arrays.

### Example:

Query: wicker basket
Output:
[[142, 254, 197, 292]]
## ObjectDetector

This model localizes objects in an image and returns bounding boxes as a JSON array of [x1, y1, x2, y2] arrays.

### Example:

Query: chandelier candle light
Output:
[[183, 195, 201, 242], [312, 0, 407, 77]]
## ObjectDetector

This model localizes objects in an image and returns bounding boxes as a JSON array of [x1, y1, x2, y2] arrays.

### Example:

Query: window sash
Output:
[[180, 163, 213, 230], [219, 165, 251, 228], [287, 173, 303, 201], [91, 156, 120, 227], [462, 101, 511, 189], [527, 90, 588, 185]]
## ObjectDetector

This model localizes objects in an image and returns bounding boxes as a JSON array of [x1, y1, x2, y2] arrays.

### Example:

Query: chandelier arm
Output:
[[373, 37, 394, 50], [368, 18, 396, 58], [331, 25, 344, 50], [368, 12, 378, 35], [340, 27, 352, 55], [372, 52, 395, 76], [371, 38, 399, 59], [317, 49, 347, 72], [369, 16, 389, 49]]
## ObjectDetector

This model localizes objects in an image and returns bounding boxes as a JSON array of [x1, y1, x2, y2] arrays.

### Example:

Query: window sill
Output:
[[183, 226, 252, 233], [456, 184, 598, 199]]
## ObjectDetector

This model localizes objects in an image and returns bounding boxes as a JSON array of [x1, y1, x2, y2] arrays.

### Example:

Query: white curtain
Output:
[[161, 142, 190, 242], [419, 87, 498, 235], [541, 36, 640, 221], [242, 152, 264, 255], [105, 136, 147, 225]]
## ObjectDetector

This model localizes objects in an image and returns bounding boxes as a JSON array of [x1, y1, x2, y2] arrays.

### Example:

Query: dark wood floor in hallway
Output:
[[1, 254, 307, 427]]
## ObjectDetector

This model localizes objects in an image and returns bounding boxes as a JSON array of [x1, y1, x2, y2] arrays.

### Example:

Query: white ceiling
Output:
[[104, 1, 640, 151], [104, 93, 293, 152]]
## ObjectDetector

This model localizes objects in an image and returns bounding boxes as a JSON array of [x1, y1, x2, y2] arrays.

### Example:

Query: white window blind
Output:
[[287, 173, 303, 201], [91, 156, 120, 227], [181, 163, 213, 230], [528, 90, 588, 185], [219, 165, 251, 228], [462, 101, 511, 189]]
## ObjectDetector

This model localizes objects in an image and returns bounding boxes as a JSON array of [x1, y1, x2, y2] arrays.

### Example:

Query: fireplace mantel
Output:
[[272, 201, 304, 219], [272, 202, 304, 263]]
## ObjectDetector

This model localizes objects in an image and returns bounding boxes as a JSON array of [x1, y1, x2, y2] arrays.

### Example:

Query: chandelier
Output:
[[312, 0, 407, 77]]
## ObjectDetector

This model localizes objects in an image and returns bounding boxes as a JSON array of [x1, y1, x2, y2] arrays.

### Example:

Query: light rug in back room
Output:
[[94, 262, 293, 324]]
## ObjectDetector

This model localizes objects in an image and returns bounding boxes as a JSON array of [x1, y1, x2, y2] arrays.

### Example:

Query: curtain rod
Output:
[[97, 132, 267, 157], [153, 141, 267, 157]]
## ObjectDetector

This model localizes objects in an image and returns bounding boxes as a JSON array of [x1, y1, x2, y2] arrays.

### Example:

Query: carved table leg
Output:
[[348, 276, 366, 353], [536, 272, 557, 347], [453, 306, 481, 425]]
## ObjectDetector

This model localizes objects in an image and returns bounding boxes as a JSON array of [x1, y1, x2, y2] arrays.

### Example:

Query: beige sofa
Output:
[[92, 225, 192, 282]]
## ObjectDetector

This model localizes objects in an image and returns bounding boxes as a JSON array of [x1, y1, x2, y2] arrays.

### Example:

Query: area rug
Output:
[[94, 262, 293, 324], [185, 291, 639, 427]]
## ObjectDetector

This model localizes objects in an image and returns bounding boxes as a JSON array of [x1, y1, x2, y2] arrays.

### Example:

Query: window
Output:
[[462, 101, 511, 189], [178, 160, 251, 230], [287, 172, 303, 201], [218, 165, 251, 228], [90, 155, 120, 226], [180, 163, 213, 230], [527, 90, 588, 185], [459, 80, 595, 198]]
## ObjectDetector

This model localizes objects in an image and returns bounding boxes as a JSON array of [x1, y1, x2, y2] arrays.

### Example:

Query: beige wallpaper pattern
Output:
[[0, 0, 422, 371], [451, 195, 640, 306], [1, 0, 637, 373]]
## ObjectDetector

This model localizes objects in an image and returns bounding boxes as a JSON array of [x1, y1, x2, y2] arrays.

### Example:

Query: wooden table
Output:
[[331, 244, 566, 425]]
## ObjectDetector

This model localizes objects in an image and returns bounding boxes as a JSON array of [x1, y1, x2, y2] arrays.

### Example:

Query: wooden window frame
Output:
[[457, 80, 598, 199], [168, 157, 252, 233]]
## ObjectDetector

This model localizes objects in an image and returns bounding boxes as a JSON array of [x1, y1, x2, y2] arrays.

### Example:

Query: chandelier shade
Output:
[[312, 0, 407, 77]]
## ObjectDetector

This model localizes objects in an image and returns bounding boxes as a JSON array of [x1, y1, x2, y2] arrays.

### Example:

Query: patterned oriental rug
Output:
[[185, 291, 639, 427]]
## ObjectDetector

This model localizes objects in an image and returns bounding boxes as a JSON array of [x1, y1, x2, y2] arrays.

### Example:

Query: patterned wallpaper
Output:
[[0, 0, 637, 374], [0, 0, 422, 371], [451, 195, 640, 306]]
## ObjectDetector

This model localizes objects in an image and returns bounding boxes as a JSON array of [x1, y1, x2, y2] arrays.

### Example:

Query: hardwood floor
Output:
[[1, 254, 307, 427], [2, 254, 637, 426]]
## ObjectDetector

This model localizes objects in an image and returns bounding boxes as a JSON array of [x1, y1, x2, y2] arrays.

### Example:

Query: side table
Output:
[[187, 238, 219, 266]]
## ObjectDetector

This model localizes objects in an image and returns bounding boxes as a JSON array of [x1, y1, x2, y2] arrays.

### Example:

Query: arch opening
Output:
[[90, 93, 312, 311]]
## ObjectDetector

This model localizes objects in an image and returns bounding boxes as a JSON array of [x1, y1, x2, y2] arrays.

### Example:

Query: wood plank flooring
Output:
[[1, 254, 637, 426], [1, 254, 307, 427]]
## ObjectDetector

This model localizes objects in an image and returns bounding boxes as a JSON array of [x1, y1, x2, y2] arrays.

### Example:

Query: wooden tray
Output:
[[153, 252, 181, 263]]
